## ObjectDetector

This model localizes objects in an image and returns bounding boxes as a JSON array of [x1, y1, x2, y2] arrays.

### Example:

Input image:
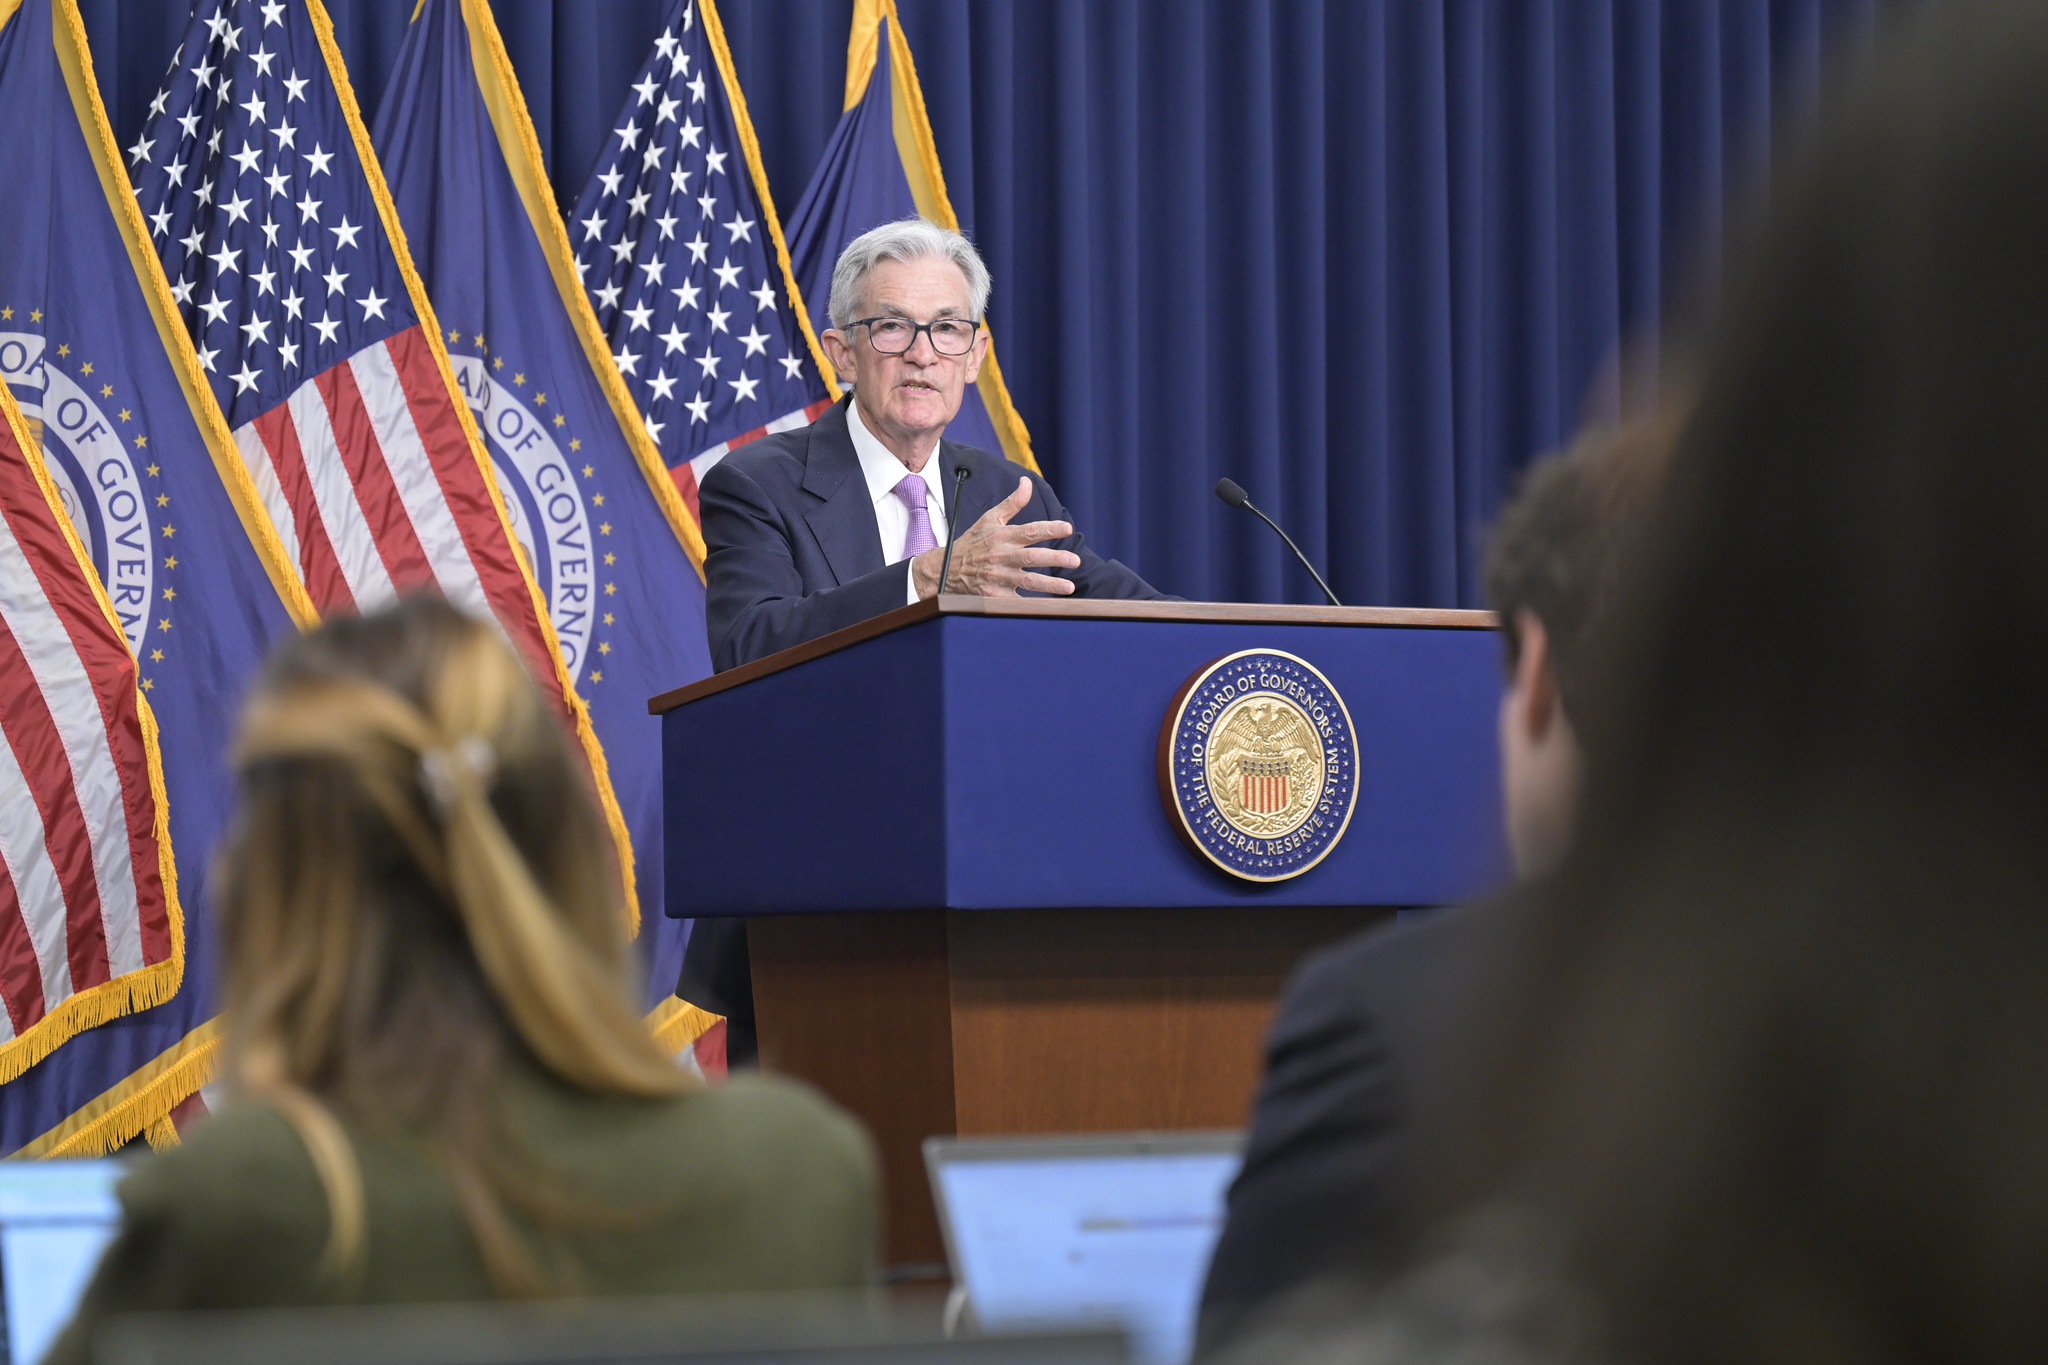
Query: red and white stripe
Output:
[[230, 325, 564, 700], [669, 400, 832, 522], [0, 430, 169, 1044]]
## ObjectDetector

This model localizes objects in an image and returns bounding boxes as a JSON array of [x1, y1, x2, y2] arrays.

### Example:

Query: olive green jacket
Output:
[[47, 1071, 877, 1365]]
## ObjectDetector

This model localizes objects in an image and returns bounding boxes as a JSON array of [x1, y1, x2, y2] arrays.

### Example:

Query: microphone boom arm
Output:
[[936, 464, 972, 595], [1216, 479, 1341, 607]]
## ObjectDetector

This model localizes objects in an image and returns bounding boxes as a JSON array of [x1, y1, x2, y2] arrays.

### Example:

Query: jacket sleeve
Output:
[[1196, 942, 1408, 1352], [1026, 474, 1178, 601], [700, 458, 915, 671]]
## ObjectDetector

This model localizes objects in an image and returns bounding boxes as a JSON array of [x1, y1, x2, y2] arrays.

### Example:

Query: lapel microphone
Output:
[[936, 462, 972, 594], [1215, 478, 1342, 606]]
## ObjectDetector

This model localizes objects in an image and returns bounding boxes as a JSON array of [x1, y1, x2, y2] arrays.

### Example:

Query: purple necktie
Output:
[[895, 473, 938, 559]]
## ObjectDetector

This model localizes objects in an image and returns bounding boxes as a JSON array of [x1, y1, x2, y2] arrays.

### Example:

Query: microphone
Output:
[[1215, 478, 1341, 607], [936, 464, 972, 595]]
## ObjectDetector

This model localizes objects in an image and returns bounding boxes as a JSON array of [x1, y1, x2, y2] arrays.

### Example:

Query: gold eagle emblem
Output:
[[1205, 694, 1323, 837]]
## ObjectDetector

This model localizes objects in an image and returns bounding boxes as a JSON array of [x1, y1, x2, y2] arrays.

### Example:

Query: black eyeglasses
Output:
[[849, 315, 980, 356]]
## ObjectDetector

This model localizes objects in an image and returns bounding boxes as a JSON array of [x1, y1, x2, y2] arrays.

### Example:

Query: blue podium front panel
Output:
[[663, 613, 1507, 915]]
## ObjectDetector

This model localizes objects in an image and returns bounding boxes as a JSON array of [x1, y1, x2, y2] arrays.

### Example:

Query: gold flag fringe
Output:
[[16, 1021, 219, 1159], [0, 960, 183, 1087], [646, 997, 723, 1060]]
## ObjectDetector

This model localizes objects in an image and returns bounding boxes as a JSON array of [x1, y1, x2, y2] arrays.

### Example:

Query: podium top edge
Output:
[[648, 597, 1498, 714]]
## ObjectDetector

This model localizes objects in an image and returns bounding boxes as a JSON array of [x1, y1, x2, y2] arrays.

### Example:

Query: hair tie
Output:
[[418, 735, 495, 816]]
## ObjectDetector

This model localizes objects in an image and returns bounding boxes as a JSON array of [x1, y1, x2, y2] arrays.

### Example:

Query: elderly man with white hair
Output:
[[698, 216, 1172, 672]]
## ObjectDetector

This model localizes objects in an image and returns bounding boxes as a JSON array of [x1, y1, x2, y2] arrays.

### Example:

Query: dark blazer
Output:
[[699, 396, 1169, 670], [1197, 898, 1517, 1355]]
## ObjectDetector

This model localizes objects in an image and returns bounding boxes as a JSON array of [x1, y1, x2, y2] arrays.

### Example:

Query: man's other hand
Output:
[[911, 477, 1081, 598]]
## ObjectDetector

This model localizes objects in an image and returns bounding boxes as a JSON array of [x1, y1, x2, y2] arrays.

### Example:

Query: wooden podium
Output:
[[650, 597, 1503, 1267]]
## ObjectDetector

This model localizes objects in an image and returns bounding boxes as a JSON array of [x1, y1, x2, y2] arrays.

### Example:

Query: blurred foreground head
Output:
[[1483, 422, 1665, 879], [215, 596, 683, 1283], [1442, 4, 2048, 1361]]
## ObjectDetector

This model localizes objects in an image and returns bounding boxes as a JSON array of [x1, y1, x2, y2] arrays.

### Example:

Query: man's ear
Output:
[[821, 328, 853, 377], [1509, 610, 1560, 744], [962, 325, 989, 384]]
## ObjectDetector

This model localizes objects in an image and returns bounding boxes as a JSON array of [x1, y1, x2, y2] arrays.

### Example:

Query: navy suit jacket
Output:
[[699, 397, 1169, 670], [1196, 898, 1517, 1354]]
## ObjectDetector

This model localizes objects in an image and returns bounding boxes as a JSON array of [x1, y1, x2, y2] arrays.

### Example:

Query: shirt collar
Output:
[[847, 398, 944, 511]]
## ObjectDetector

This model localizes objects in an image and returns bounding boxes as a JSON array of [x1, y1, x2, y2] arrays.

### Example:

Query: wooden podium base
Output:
[[748, 905, 1389, 1269]]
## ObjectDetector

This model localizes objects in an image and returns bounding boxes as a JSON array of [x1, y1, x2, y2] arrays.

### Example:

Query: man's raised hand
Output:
[[911, 477, 1081, 598]]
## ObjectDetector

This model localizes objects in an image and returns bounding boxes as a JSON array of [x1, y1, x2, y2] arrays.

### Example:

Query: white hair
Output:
[[826, 217, 991, 330]]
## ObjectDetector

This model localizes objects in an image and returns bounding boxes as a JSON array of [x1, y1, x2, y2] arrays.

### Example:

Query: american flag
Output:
[[128, 0, 639, 917], [0, 393, 175, 1077], [569, 0, 834, 524], [128, 0, 569, 688]]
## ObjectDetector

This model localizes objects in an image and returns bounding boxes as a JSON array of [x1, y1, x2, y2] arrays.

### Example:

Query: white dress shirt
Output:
[[847, 400, 949, 604]]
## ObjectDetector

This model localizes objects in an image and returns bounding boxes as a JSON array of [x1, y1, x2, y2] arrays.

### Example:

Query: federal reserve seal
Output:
[[1158, 649, 1360, 882]]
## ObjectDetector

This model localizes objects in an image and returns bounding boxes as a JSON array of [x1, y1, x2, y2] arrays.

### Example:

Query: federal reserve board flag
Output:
[[373, 0, 719, 1059], [568, 0, 834, 522], [785, 0, 1037, 472], [0, 0, 315, 1156], [128, 0, 642, 919]]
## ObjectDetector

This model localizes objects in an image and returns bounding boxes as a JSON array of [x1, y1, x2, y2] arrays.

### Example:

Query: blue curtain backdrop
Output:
[[79, 0, 1890, 608]]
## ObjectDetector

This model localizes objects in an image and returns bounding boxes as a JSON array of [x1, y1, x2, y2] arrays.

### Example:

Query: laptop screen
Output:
[[925, 1133, 1242, 1365], [0, 1159, 125, 1365]]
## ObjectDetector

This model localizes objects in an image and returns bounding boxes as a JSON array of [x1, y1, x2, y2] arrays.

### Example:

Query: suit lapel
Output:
[[801, 400, 888, 586], [940, 443, 1007, 541]]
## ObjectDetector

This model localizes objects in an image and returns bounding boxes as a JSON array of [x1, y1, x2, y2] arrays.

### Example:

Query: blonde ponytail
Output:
[[216, 598, 688, 1291], [430, 731, 684, 1095]]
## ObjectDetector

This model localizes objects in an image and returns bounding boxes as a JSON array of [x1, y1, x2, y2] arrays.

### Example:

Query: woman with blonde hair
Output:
[[50, 597, 874, 1356]]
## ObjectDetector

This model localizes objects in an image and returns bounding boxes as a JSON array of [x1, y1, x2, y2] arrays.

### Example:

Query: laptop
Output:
[[923, 1132, 1244, 1365], [0, 1157, 126, 1365]]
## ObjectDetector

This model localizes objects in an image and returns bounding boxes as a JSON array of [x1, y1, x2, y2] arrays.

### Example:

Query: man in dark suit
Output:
[[686, 218, 1169, 1060], [699, 216, 1168, 672], [1195, 424, 1656, 1351]]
